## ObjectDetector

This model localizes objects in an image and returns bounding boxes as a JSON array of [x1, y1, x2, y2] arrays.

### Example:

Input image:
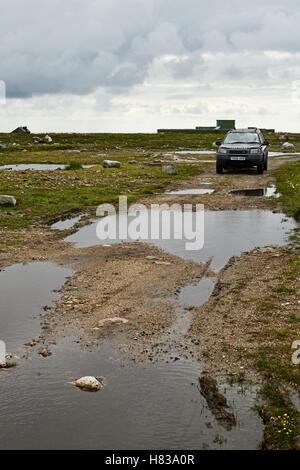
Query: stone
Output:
[[0, 195, 17, 206], [98, 317, 129, 327], [75, 376, 104, 392], [103, 160, 121, 168], [43, 135, 53, 143], [11, 126, 31, 134], [282, 142, 295, 149], [162, 165, 177, 175]]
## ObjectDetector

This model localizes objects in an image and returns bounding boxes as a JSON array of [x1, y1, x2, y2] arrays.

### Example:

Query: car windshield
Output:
[[224, 132, 260, 144]]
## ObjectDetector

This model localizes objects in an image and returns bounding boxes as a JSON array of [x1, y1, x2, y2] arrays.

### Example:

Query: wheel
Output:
[[257, 162, 264, 174], [216, 162, 223, 174], [264, 156, 268, 171]]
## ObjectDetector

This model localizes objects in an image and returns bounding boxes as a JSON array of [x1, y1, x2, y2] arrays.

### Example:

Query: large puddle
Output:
[[0, 262, 72, 352], [65, 210, 296, 271], [0, 208, 297, 449], [0, 336, 262, 450]]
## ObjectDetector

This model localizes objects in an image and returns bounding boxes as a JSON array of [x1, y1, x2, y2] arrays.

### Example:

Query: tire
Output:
[[216, 162, 223, 174], [257, 161, 264, 174], [264, 156, 268, 171]]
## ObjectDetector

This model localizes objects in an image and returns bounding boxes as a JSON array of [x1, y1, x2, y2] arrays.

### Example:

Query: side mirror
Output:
[[264, 140, 269, 146], [215, 140, 222, 146]]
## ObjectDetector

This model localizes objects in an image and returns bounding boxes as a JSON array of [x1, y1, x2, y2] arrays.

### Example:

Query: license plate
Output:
[[231, 156, 246, 161]]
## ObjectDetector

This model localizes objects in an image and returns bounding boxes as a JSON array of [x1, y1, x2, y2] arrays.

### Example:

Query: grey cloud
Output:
[[1, 0, 300, 98]]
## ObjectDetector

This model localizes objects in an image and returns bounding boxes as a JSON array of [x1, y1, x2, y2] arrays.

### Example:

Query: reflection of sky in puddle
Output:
[[166, 188, 215, 195], [51, 215, 83, 231], [66, 210, 296, 271], [0, 262, 72, 352], [0, 335, 263, 450], [230, 186, 280, 198], [179, 277, 216, 308]]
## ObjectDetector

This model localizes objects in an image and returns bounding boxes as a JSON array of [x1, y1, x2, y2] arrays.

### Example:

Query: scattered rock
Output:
[[282, 142, 295, 149], [98, 317, 129, 327], [74, 376, 104, 392], [11, 126, 31, 134], [199, 373, 236, 430], [39, 348, 52, 358], [0, 195, 17, 207], [103, 160, 121, 168], [162, 165, 177, 175], [42, 135, 53, 143]]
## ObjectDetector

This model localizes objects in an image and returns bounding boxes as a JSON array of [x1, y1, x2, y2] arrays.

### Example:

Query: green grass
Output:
[[258, 383, 298, 450], [65, 162, 84, 170], [276, 160, 300, 221], [0, 158, 203, 231]]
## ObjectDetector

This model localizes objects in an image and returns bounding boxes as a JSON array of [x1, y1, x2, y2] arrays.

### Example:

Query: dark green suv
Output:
[[216, 128, 269, 174]]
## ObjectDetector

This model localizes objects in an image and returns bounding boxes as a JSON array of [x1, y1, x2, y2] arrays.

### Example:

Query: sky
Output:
[[1, 0, 300, 133]]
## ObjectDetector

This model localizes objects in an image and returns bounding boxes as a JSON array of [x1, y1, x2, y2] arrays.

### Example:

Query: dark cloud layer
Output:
[[1, 0, 300, 98]]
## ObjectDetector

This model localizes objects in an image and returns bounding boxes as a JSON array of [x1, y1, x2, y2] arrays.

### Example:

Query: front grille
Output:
[[228, 149, 248, 155]]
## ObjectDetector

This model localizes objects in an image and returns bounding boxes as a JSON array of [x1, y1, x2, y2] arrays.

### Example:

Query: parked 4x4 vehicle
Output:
[[216, 128, 269, 174]]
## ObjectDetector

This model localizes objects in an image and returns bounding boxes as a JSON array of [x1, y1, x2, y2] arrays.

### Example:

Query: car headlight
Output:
[[250, 148, 261, 154], [218, 148, 227, 154]]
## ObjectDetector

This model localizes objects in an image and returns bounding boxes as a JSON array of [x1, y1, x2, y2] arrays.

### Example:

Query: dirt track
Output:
[[2, 155, 298, 384]]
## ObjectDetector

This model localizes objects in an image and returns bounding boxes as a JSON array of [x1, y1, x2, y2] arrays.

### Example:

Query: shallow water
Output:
[[51, 215, 83, 231], [0, 262, 72, 352], [65, 210, 296, 271], [166, 189, 215, 195], [0, 337, 262, 450], [230, 186, 280, 198], [179, 277, 216, 308], [1, 207, 297, 449]]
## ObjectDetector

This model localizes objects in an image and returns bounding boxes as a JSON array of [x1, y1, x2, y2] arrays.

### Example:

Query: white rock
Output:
[[103, 160, 121, 168], [0, 195, 17, 206], [162, 165, 177, 175], [98, 317, 129, 327], [75, 376, 103, 392], [282, 142, 295, 149], [43, 135, 53, 143]]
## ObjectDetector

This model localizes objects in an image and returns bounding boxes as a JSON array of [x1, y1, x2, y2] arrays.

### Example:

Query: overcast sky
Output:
[[1, 0, 300, 133]]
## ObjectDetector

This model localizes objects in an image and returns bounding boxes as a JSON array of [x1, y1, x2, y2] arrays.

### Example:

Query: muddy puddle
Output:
[[0, 336, 262, 450], [0, 164, 93, 171], [51, 215, 83, 231], [0, 208, 297, 449], [65, 210, 296, 270], [230, 186, 280, 198], [179, 277, 216, 308], [166, 189, 215, 195], [0, 262, 72, 352]]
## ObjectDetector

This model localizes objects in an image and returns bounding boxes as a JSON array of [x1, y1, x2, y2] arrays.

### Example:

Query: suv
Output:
[[216, 128, 269, 174]]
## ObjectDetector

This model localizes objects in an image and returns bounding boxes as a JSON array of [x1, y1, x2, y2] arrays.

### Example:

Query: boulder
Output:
[[0, 195, 17, 207], [11, 126, 31, 134], [43, 135, 53, 143], [282, 142, 295, 149], [162, 165, 177, 175], [75, 376, 104, 392], [103, 160, 121, 168]]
